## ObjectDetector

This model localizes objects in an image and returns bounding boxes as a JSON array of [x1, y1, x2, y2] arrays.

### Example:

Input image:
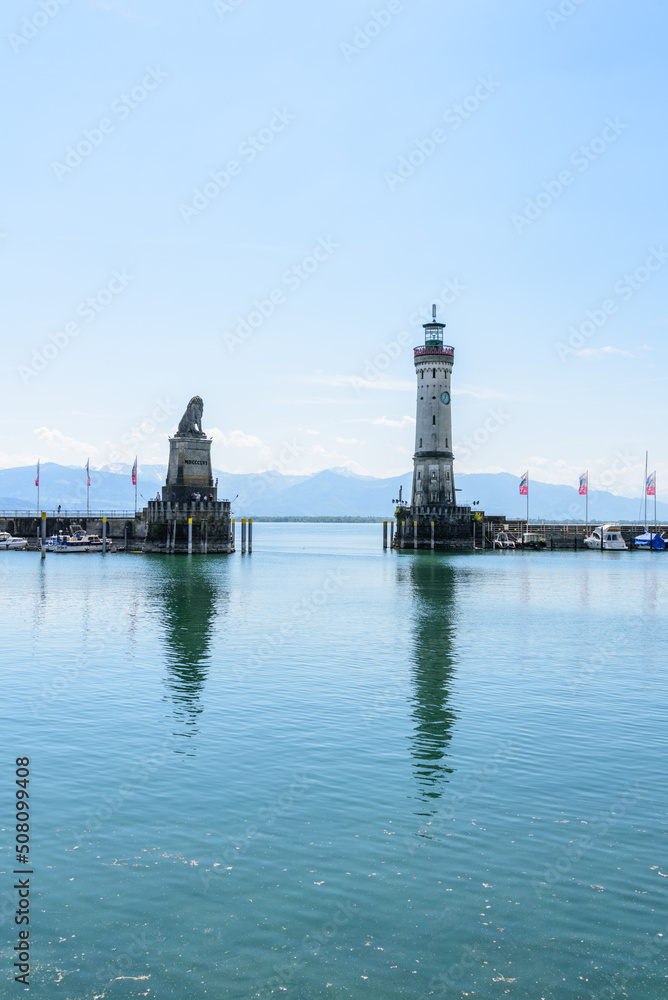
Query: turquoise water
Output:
[[2, 524, 667, 999]]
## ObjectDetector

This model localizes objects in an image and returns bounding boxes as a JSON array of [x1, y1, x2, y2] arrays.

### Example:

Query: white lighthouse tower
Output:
[[411, 306, 456, 510]]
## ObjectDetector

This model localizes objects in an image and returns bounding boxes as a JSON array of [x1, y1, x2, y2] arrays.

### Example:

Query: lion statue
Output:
[[176, 396, 205, 437]]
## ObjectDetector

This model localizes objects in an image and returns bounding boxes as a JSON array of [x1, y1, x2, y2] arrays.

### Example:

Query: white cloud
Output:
[[34, 427, 97, 458], [294, 375, 414, 392], [336, 436, 364, 445], [573, 346, 636, 359], [210, 427, 264, 449], [453, 384, 515, 400], [372, 415, 415, 429]]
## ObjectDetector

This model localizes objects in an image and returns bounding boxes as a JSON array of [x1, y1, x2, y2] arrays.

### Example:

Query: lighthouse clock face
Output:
[[440, 391, 451, 405]]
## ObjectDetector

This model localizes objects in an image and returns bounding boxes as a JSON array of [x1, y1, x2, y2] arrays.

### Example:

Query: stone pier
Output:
[[143, 500, 233, 555], [394, 504, 475, 550]]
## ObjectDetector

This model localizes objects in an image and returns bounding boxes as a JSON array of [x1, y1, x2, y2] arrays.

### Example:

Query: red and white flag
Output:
[[131, 457, 137, 487], [86, 458, 91, 487], [35, 459, 40, 487]]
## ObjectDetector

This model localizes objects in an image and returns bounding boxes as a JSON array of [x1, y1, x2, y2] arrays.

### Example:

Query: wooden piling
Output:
[[383, 521, 388, 549], [248, 518, 253, 554], [188, 517, 193, 555]]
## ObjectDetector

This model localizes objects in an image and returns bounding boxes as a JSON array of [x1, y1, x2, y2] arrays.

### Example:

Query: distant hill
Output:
[[0, 462, 664, 522]]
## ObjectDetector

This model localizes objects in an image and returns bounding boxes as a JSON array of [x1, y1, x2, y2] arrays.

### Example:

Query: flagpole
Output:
[[526, 472, 529, 535], [585, 470, 588, 535], [644, 450, 648, 529], [36, 460, 40, 516], [86, 459, 90, 516]]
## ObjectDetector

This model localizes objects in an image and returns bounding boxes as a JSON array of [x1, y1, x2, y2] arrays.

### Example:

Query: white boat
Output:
[[583, 524, 628, 550], [493, 531, 515, 549], [46, 525, 112, 553], [0, 531, 28, 550]]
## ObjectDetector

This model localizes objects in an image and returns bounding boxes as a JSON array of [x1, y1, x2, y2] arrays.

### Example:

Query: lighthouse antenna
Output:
[[432, 304, 437, 320]]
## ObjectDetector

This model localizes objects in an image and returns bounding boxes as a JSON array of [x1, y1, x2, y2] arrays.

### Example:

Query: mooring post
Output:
[[102, 517, 107, 555], [248, 518, 252, 554], [383, 521, 388, 549], [431, 520, 435, 550], [413, 520, 418, 549], [41, 511, 46, 560], [232, 518, 235, 551], [390, 520, 394, 547], [241, 518, 247, 554], [482, 520, 486, 550], [400, 520, 405, 549], [188, 517, 193, 555]]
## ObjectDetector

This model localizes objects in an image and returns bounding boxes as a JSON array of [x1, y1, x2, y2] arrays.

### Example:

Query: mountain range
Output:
[[0, 462, 664, 522]]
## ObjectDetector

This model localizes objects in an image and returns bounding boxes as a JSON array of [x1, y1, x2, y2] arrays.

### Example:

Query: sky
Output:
[[2, 0, 667, 499]]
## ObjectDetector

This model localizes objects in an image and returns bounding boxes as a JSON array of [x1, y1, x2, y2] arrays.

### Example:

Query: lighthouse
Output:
[[411, 306, 456, 509], [394, 305, 476, 550]]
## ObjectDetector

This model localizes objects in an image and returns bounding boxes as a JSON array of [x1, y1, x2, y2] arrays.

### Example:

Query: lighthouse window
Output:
[[432, 415, 436, 424], [432, 368, 436, 379], [421, 371, 424, 379], [419, 438, 422, 447]]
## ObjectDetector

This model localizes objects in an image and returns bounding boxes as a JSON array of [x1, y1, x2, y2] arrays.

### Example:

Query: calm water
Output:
[[2, 524, 667, 999]]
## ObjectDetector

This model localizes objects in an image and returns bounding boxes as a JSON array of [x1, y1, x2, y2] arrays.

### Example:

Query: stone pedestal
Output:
[[162, 436, 216, 504]]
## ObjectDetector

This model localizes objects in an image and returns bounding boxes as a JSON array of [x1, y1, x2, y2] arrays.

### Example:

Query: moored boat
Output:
[[0, 531, 28, 550], [584, 524, 628, 550], [493, 531, 515, 549], [517, 532, 546, 549], [46, 525, 112, 553], [634, 531, 666, 550]]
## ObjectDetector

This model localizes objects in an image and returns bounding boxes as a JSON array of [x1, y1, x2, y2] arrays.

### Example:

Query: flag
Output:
[[131, 457, 137, 487], [519, 471, 528, 496], [35, 459, 40, 487], [86, 458, 91, 487], [579, 472, 588, 496], [646, 471, 656, 496]]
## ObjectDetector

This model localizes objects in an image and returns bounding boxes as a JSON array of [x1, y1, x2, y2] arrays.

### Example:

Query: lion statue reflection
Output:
[[176, 396, 206, 438]]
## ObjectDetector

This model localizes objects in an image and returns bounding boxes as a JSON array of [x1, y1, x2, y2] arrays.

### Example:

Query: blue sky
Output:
[[2, 0, 667, 498]]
